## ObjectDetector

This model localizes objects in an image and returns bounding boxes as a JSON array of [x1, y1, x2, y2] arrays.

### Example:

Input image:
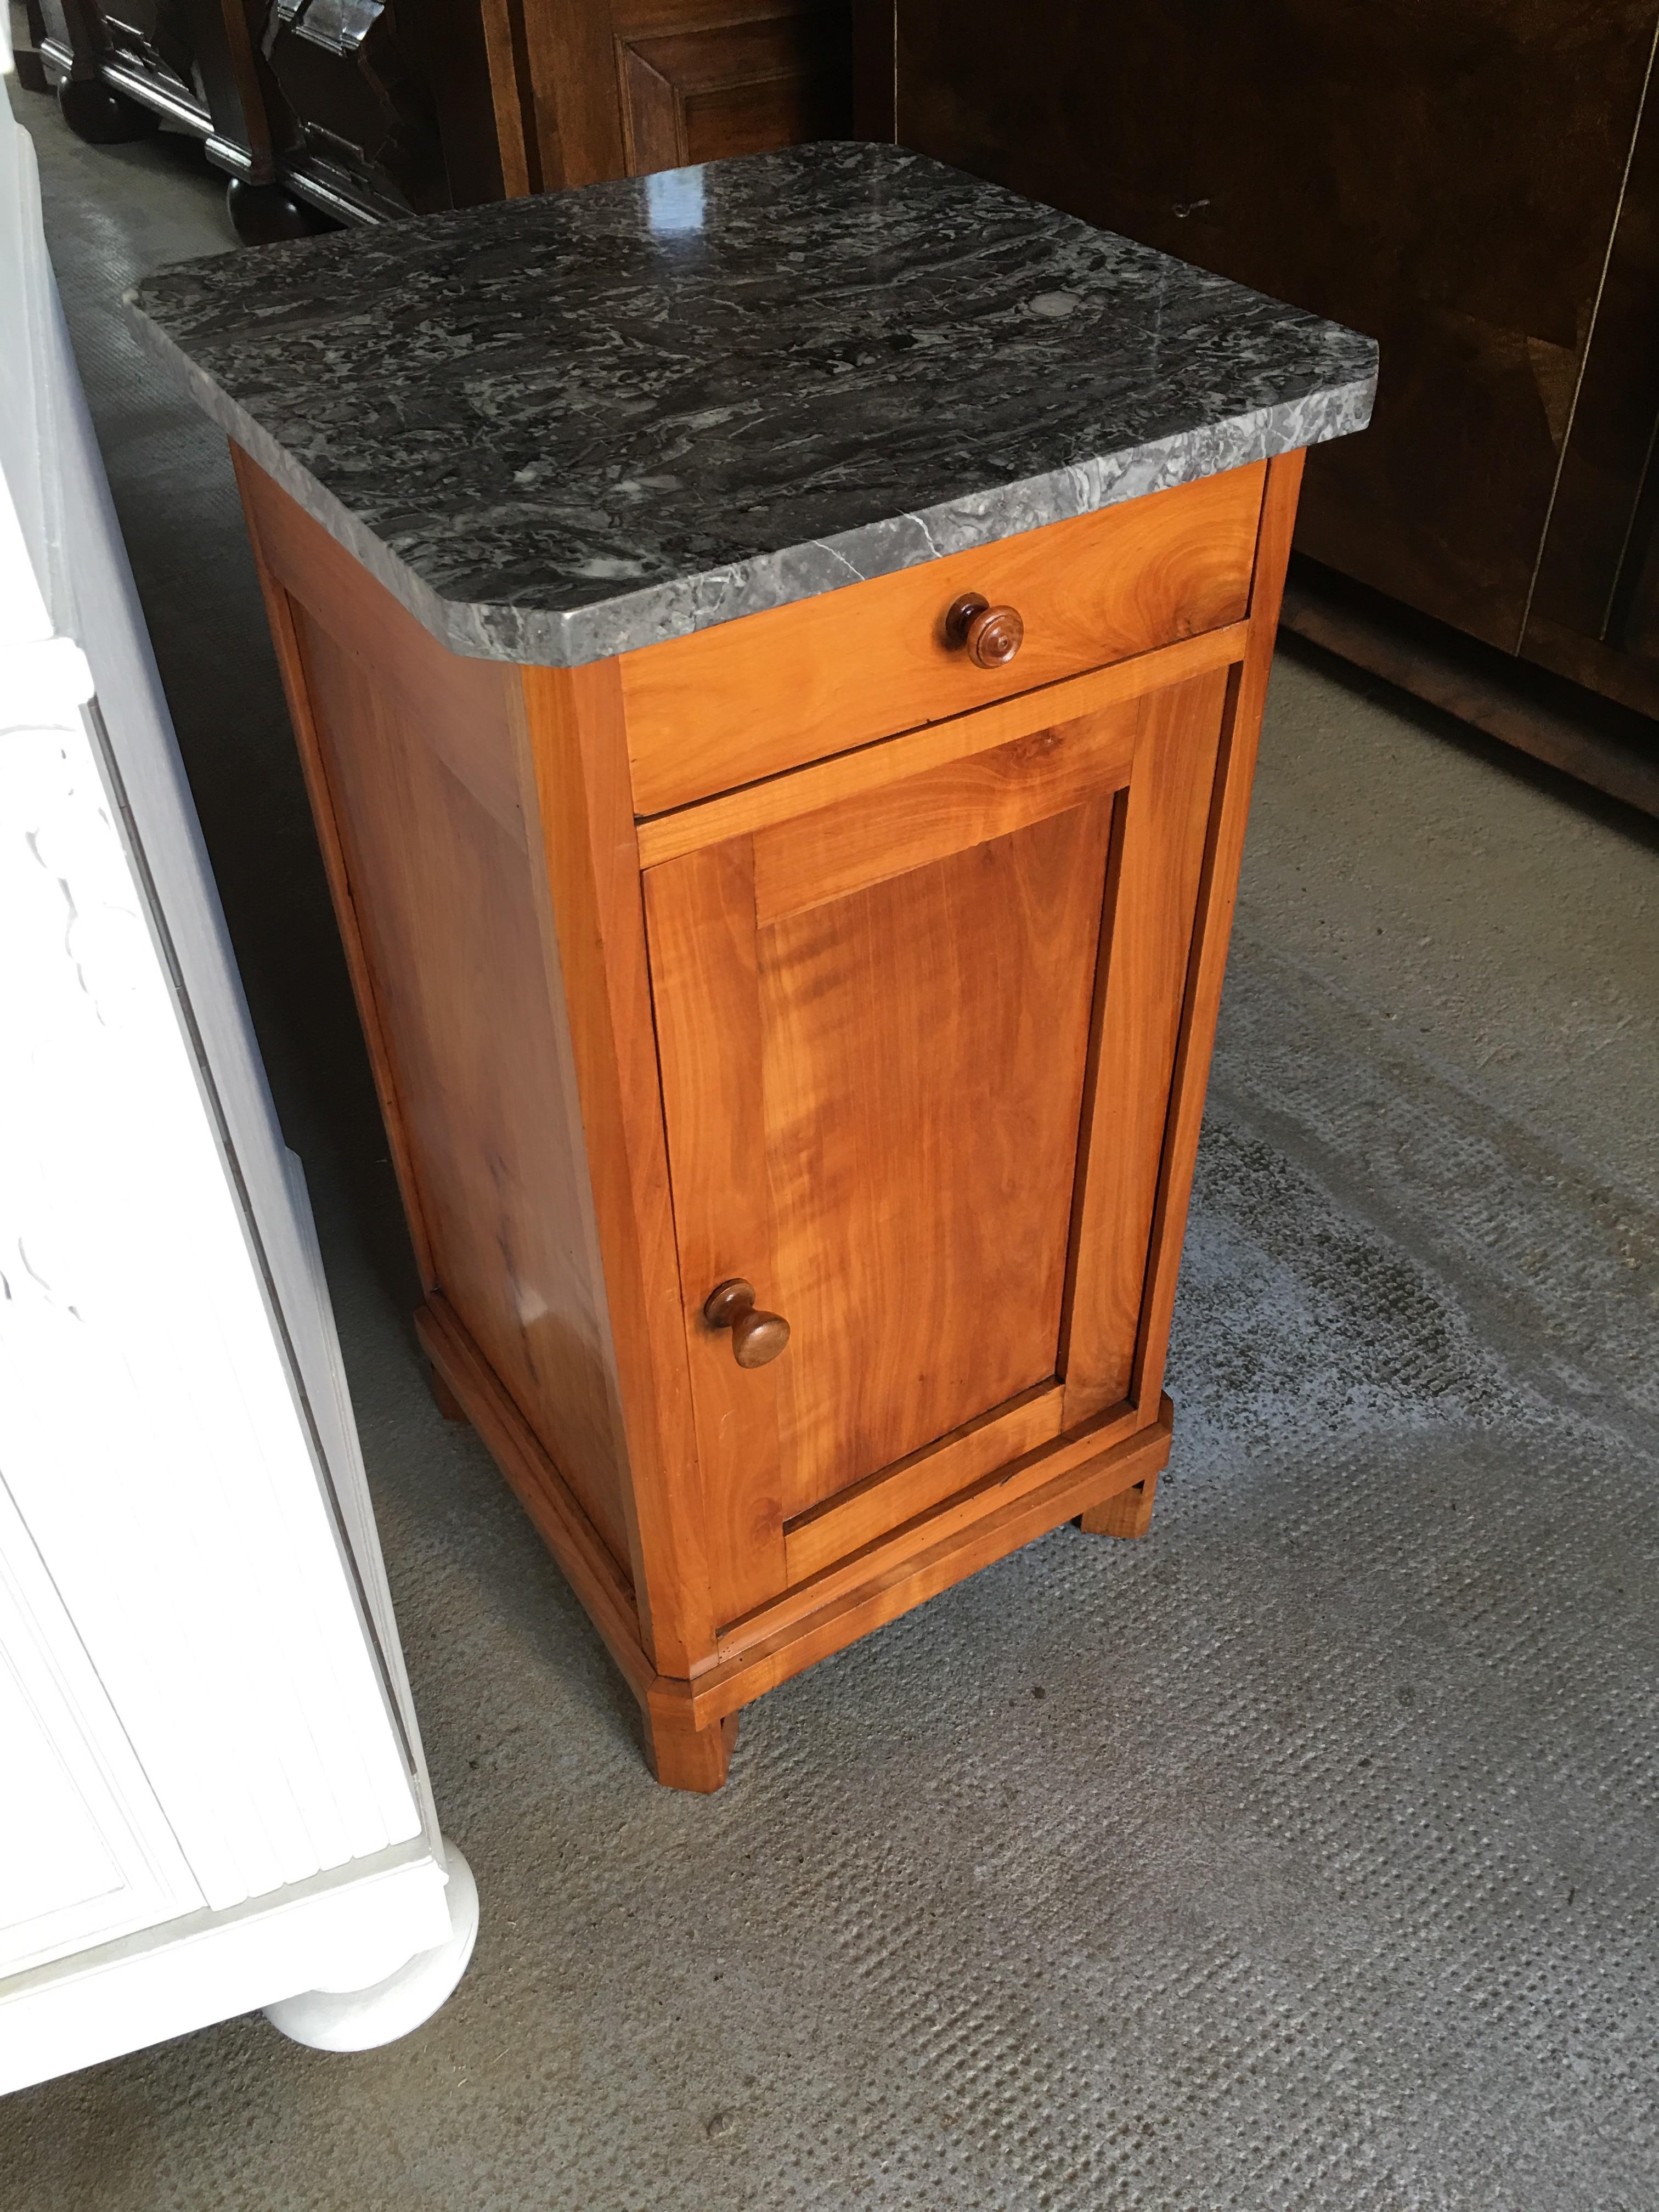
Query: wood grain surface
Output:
[[236, 413, 1308, 1787], [1127, 451, 1304, 1418], [622, 463, 1264, 813], [236, 454, 641, 1577], [516, 659, 718, 1673], [877, 0, 1659, 692], [783, 1381, 1068, 1584], [1058, 665, 1231, 1422], [761, 800, 1114, 1516], [689, 1399, 1176, 1723], [634, 623, 1245, 867]]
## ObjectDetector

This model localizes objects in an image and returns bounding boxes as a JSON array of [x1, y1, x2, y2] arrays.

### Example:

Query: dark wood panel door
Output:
[[620, 7, 851, 173], [504, 0, 851, 191], [875, 0, 1659, 654], [1522, 47, 1659, 717], [644, 667, 1227, 1626]]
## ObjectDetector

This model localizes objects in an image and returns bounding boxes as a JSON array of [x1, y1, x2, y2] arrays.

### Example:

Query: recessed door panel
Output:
[[645, 671, 1230, 1621], [760, 802, 1111, 1515]]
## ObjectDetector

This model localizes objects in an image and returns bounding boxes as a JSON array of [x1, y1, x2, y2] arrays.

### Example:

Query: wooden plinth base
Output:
[[415, 1293, 1175, 1791]]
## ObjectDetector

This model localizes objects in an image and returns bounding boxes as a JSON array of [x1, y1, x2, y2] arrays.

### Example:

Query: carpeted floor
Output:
[[7, 84, 1659, 2212]]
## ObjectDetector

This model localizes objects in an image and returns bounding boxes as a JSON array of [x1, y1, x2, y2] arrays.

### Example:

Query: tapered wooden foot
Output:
[[641, 1687, 738, 1793], [1080, 1471, 1159, 1538], [426, 1359, 468, 1424]]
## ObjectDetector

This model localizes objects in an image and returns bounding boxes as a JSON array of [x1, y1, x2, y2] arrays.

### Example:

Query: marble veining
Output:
[[126, 144, 1377, 668]]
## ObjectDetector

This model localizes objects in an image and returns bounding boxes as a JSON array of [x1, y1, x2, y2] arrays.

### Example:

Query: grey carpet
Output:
[[7, 85, 1658, 2212]]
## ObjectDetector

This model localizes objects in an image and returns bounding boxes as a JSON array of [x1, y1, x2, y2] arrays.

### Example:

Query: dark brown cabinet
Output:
[[40, 0, 516, 231], [859, 0, 1659, 772]]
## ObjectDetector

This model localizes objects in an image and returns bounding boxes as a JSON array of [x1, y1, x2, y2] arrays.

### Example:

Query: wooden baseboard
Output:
[[1280, 558, 1659, 822], [418, 1292, 1174, 1730], [686, 1403, 1173, 1725]]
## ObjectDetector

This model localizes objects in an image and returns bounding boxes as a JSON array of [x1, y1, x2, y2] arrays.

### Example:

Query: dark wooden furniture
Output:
[[859, 0, 1659, 798], [40, 1, 851, 239], [38, 0, 527, 236], [229, 440, 1306, 1789]]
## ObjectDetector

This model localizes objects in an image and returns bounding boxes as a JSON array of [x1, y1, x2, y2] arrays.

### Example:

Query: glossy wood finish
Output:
[[235, 437, 1305, 1788], [1129, 454, 1303, 1419], [415, 1294, 651, 1703], [721, 1400, 1144, 1663], [236, 454, 640, 1574], [945, 592, 1025, 670], [643, 662, 1220, 1618], [621, 465, 1263, 815], [1057, 669, 1228, 1421], [619, 7, 851, 173], [633, 624, 1247, 867], [515, 657, 716, 1675], [642, 1690, 738, 1792], [704, 1279, 792, 1369], [871, 0, 1659, 747], [748, 696, 1137, 923], [690, 1397, 1176, 1722], [759, 806, 1104, 1501], [256, 0, 460, 218], [492, 0, 851, 193], [783, 1381, 1073, 1585]]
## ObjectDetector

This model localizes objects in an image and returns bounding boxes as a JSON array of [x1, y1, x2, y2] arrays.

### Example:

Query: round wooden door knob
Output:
[[944, 592, 1025, 668], [704, 1278, 791, 1368]]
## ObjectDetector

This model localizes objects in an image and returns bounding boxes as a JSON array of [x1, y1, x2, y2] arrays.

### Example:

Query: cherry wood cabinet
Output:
[[228, 440, 1302, 1790]]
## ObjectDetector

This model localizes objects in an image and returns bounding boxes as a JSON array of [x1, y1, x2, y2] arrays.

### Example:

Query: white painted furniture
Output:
[[0, 34, 475, 2091]]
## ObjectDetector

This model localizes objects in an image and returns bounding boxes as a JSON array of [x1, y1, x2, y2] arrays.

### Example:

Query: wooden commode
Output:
[[129, 144, 1376, 1788]]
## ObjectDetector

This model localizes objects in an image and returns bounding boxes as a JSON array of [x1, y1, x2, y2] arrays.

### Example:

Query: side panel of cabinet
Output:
[[644, 663, 1231, 1621], [232, 455, 639, 1581]]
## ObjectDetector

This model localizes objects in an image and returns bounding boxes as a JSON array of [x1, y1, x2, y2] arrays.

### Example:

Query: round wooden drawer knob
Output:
[[945, 592, 1025, 669], [704, 1278, 791, 1368]]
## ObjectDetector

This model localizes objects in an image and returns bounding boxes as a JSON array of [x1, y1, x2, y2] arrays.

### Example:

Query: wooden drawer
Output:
[[619, 459, 1266, 815]]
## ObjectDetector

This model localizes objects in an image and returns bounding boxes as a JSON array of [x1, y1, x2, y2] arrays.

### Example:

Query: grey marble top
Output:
[[127, 143, 1376, 668]]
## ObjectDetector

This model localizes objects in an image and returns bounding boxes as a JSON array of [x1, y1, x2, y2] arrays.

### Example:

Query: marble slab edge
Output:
[[126, 292, 1375, 672]]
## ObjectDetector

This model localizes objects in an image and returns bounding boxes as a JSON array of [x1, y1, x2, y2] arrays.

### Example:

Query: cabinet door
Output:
[[644, 664, 1229, 1625]]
